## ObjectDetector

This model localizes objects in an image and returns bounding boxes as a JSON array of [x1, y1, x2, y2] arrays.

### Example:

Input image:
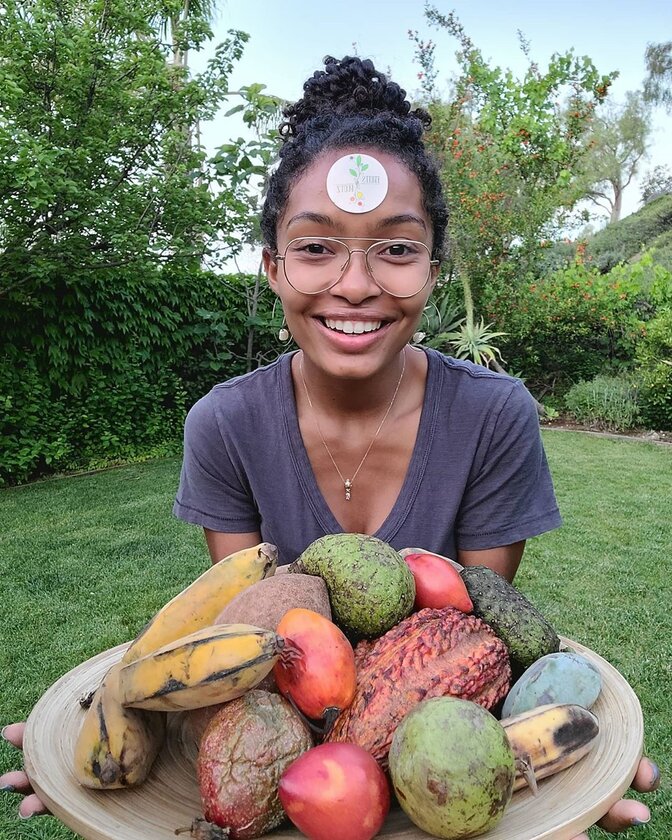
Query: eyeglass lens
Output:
[[281, 238, 432, 297]]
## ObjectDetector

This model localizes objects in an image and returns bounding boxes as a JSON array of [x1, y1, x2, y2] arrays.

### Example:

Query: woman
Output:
[[2, 55, 658, 833]]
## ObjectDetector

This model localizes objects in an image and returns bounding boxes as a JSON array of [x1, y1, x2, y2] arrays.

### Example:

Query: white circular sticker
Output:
[[326, 153, 389, 213]]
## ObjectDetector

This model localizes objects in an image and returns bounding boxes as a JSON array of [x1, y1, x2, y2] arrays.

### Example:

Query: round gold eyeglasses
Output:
[[275, 236, 439, 298]]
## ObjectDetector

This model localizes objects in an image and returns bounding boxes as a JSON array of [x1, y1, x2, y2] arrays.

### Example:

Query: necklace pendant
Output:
[[344, 479, 352, 501]]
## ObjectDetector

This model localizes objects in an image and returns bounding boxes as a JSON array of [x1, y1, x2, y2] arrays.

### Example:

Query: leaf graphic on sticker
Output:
[[356, 155, 362, 165], [361, 164, 369, 171], [349, 169, 358, 177]]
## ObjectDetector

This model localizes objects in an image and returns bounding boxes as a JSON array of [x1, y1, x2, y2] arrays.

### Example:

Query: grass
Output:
[[1, 433, 671, 840]]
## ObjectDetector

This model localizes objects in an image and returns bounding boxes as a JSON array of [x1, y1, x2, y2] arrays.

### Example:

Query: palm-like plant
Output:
[[440, 318, 507, 368]]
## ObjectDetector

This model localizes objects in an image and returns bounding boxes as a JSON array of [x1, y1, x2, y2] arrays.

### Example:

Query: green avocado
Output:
[[290, 533, 415, 638]]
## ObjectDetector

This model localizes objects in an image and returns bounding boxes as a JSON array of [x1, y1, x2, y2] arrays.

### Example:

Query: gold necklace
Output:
[[298, 350, 407, 501]]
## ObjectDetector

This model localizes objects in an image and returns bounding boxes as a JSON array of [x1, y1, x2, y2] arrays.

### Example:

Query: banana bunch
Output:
[[73, 543, 278, 789], [501, 703, 600, 793]]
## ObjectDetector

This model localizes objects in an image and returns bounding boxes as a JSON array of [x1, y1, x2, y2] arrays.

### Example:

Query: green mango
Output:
[[389, 696, 514, 839]]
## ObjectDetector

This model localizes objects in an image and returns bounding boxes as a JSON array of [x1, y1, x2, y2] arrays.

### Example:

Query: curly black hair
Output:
[[260, 55, 448, 261]]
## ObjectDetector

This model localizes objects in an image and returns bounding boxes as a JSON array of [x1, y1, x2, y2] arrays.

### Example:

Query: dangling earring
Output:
[[412, 307, 430, 344], [272, 296, 291, 344], [412, 298, 440, 345]]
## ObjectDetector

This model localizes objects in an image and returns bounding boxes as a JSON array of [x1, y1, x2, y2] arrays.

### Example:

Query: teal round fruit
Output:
[[388, 697, 514, 839]]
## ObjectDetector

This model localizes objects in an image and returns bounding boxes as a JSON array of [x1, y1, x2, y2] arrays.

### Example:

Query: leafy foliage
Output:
[[412, 7, 615, 315], [584, 194, 672, 272], [635, 308, 672, 429], [484, 260, 645, 390], [640, 164, 672, 205], [564, 375, 640, 430], [577, 92, 652, 223], [543, 194, 672, 273], [643, 41, 672, 113], [0, 0, 282, 486]]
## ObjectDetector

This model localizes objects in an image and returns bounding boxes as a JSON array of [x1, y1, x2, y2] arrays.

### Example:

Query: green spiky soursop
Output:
[[290, 534, 415, 638]]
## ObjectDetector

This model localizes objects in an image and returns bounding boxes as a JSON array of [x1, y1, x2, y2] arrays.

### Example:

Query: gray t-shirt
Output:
[[173, 348, 562, 565]]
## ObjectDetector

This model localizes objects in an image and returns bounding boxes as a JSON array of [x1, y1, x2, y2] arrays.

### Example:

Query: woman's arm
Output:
[[204, 529, 263, 565], [457, 540, 526, 583]]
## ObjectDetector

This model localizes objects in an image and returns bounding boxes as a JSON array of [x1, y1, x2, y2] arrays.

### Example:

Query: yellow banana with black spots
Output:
[[73, 661, 165, 789], [501, 703, 600, 793], [73, 544, 276, 789], [118, 623, 284, 711], [121, 542, 278, 665]]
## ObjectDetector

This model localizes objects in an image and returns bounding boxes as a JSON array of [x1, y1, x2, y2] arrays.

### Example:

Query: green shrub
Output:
[[585, 193, 672, 272], [634, 308, 672, 430], [637, 364, 672, 430], [0, 268, 279, 487], [564, 375, 640, 430], [483, 261, 644, 390]]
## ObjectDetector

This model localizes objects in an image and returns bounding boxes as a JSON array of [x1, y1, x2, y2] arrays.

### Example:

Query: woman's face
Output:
[[265, 148, 439, 381]]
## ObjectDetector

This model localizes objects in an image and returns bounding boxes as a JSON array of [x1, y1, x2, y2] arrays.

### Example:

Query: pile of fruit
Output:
[[72, 534, 604, 840]]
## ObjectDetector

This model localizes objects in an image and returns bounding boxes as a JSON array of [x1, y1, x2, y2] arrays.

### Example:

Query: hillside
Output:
[[541, 193, 672, 274], [585, 193, 672, 272]]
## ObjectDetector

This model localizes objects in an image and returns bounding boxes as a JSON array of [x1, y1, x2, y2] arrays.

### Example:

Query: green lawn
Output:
[[1, 432, 670, 839]]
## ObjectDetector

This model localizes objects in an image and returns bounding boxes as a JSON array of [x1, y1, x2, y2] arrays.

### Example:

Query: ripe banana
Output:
[[121, 542, 278, 665], [73, 661, 165, 789], [501, 703, 600, 793], [118, 623, 284, 711]]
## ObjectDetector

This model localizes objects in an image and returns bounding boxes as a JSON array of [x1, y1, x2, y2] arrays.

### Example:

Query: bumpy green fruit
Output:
[[388, 697, 514, 839], [290, 534, 414, 638]]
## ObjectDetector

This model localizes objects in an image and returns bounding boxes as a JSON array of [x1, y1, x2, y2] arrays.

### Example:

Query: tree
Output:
[[579, 92, 652, 223], [643, 41, 672, 113], [0, 0, 269, 483], [0, 0, 250, 303], [640, 164, 672, 205], [410, 7, 615, 372]]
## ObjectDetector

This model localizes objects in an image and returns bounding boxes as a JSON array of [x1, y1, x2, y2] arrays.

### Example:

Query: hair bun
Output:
[[280, 55, 428, 138]]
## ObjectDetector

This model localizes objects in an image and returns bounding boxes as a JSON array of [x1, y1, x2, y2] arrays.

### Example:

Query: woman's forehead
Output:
[[280, 149, 427, 233]]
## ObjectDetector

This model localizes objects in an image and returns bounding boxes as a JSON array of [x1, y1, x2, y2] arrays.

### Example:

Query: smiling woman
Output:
[[172, 55, 562, 568], [1, 54, 660, 832]]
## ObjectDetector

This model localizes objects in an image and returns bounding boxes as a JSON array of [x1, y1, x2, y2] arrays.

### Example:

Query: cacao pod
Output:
[[326, 607, 511, 766]]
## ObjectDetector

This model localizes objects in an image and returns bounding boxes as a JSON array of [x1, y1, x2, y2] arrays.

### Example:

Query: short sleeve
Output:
[[455, 381, 562, 550], [172, 392, 261, 533]]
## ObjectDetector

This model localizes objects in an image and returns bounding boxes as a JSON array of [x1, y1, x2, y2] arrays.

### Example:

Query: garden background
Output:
[[1, 0, 671, 838]]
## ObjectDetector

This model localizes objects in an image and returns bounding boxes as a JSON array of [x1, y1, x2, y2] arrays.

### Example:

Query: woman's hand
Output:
[[571, 756, 660, 838], [1, 722, 50, 818]]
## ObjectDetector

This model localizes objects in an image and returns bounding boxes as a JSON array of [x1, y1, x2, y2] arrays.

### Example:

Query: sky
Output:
[[190, 0, 672, 238]]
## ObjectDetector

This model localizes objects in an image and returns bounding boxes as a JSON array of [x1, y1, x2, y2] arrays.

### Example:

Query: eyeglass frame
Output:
[[273, 236, 440, 299]]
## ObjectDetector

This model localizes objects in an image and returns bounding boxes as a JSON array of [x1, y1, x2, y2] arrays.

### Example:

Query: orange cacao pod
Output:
[[326, 607, 511, 766]]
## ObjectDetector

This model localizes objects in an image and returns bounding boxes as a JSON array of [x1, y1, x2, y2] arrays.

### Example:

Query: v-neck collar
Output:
[[280, 348, 442, 542]]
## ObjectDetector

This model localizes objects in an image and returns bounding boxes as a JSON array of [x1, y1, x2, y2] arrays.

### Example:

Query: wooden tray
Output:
[[23, 637, 643, 840]]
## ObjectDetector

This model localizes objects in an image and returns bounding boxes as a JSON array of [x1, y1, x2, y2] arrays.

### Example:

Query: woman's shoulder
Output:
[[186, 353, 292, 426], [425, 348, 523, 393]]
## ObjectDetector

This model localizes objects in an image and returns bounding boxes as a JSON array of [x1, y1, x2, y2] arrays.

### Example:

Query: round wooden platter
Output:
[[23, 637, 643, 840]]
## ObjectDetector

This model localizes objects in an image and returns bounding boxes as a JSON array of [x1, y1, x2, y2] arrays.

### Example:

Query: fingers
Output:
[[18, 793, 50, 819], [570, 757, 659, 838], [596, 798, 651, 832], [0, 770, 33, 795], [1, 722, 26, 750], [631, 756, 661, 793], [1, 722, 51, 817]]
